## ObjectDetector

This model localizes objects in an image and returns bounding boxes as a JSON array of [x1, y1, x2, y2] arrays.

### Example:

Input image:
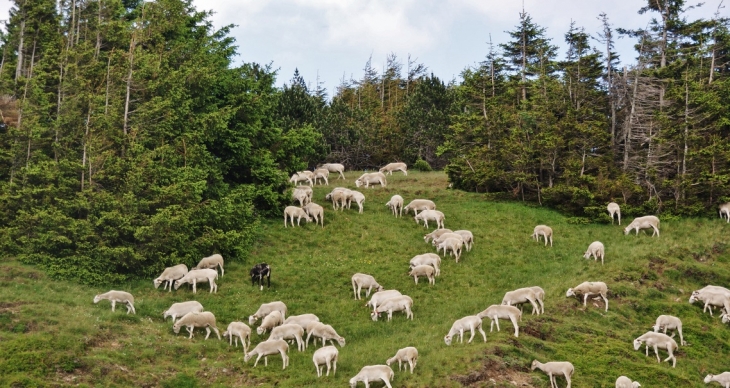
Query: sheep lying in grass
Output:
[[477, 305, 521, 337], [566, 281, 608, 312], [351, 273, 383, 300], [424, 228, 452, 243], [249, 301, 288, 325], [531, 360, 574, 388], [223, 321, 251, 353], [689, 289, 730, 316], [306, 322, 346, 348], [414, 209, 445, 229], [319, 163, 346, 180], [244, 339, 289, 369], [653, 315, 686, 346], [608, 202, 621, 225], [153, 264, 188, 291], [615, 376, 640, 388], [173, 311, 221, 340], [409, 253, 441, 276], [532, 225, 553, 246], [719, 203, 730, 223], [313, 345, 338, 377], [303, 202, 325, 228], [194, 253, 224, 277], [93, 291, 136, 314], [269, 323, 305, 351], [624, 215, 660, 237], [705, 372, 730, 387], [502, 287, 542, 315], [386, 195, 404, 217], [355, 172, 387, 188], [583, 241, 605, 265], [174, 268, 218, 294], [256, 310, 284, 335], [408, 265, 435, 285], [284, 206, 311, 227], [444, 315, 486, 345], [438, 237, 463, 262], [386, 346, 418, 374], [349, 365, 394, 388], [163, 301, 204, 322], [633, 331, 678, 367], [371, 295, 414, 321], [312, 168, 329, 185], [379, 162, 408, 176], [366, 290, 402, 311], [453, 230, 474, 251]]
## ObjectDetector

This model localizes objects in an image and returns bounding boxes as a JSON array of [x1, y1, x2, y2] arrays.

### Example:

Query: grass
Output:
[[1, 171, 730, 387]]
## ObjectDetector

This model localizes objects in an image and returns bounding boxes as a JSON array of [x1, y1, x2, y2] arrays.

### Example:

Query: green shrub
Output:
[[413, 158, 432, 171]]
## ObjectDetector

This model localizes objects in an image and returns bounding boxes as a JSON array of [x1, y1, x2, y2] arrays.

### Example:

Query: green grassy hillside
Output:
[[1, 172, 729, 387]]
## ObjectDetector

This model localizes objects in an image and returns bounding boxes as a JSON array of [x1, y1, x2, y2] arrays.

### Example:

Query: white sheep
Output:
[[371, 295, 414, 321], [93, 290, 136, 314], [477, 305, 521, 337], [354, 172, 387, 188], [453, 230, 474, 252], [705, 372, 730, 387], [256, 310, 284, 335], [194, 253, 224, 277], [415, 209, 445, 229], [409, 253, 441, 276], [722, 313, 730, 324], [292, 187, 311, 206], [608, 202, 621, 225], [296, 185, 314, 202], [268, 323, 305, 351], [502, 287, 541, 315], [249, 301, 288, 325], [312, 168, 329, 185], [153, 264, 188, 291], [366, 289, 403, 311], [531, 360, 574, 388], [173, 268, 218, 293], [408, 265, 435, 285], [624, 215, 660, 236], [163, 301, 204, 322], [349, 190, 366, 213], [303, 202, 325, 228], [319, 163, 346, 180], [566, 281, 609, 312], [386, 346, 418, 374], [349, 365, 394, 388], [284, 313, 320, 333], [532, 225, 553, 246], [583, 241, 605, 265], [719, 202, 730, 223], [404, 199, 436, 215], [385, 195, 404, 217], [244, 339, 289, 369], [313, 345, 339, 377], [444, 315, 486, 345], [379, 162, 408, 176], [438, 237, 463, 262], [351, 273, 384, 300], [223, 321, 251, 353], [289, 172, 313, 186], [423, 228, 452, 243], [615, 376, 641, 388], [306, 322, 346, 348], [284, 206, 312, 227], [653, 315, 686, 346], [689, 289, 730, 316], [432, 232, 464, 247], [633, 331, 678, 367], [325, 187, 351, 210], [172, 311, 221, 340]]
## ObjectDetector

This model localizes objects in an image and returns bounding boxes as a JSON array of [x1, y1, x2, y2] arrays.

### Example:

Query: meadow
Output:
[[1, 171, 729, 387]]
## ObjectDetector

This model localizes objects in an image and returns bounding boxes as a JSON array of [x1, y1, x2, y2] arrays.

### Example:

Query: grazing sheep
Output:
[[173, 268, 218, 294], [269, 323, 305, 351], [423, 228, 452, 243], [453, 230, 474, 252], [633, 331, 678, 367], [444, 315, 486, 345], [194, 253, 224, 277], [405, 199, 436, 215], [173, 311, 221, 340], [223, 321, 251, 353], [284, 314, 320, 334], [153, 264, 188, 291], [705, 372, 730, 387], [437, 237, 463, 262], [653, 315, 686, 346], [313, 345, 339, 377], [615, 376, 641, 388], [256, 310, 284, 335], [351, 273, 384, 300], [371, 295, 414, 321], [531, 360, 574, 388], [292, 187, 311, 206], [532, 225, 553, 246], [477, 305, 521, 337], [583, 241, 605, 265], [379, 162, 408, 176], [325, 187, 351, 210], [349, 365, 394, 388], [566, 281, 609, 312], [312, 168, 329, 185], [244, 339, 289, 369], [699, 285, 730, 296], [366, 289, 403, 311], [250, 263, 271, 290], [409, 265, 435, 285], [689, 289, 730, 316], [432, 232, 464, 247], [296, 185, 314, 202], [349, 190, 366, 213], [303, 202, 325, 228], [355, 172, 387, 188], [608, 202, 621, 225], [289, 172, 313, 186], [306, 322, 346, 348], [249, 301, 288, 325], [409, 253, 441, 276], [386, 346, 418, 374], [624, 215, 660, 237], [415, 209, 445, 229], [284, 206, 311, 227], [93, 291, 136, 314], [319, 163, 346, 180], [719, 203, 730, 223], [386, 195, 404, 217], [163, 301, 204, 322], [502, 287, 541, 315]]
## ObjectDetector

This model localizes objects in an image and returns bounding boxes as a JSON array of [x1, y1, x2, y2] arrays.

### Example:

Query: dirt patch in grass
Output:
[[451, 356, 534, 387]]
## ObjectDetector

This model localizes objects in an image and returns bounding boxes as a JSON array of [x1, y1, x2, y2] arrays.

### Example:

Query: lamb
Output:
[[476, 304, 521, 337], [501, 287, 541, 315], [608, 202, 621, 225], [93, 290, 136, 314], [409, 253, 441, 276], [222, 321, 251, 352], [292, 187, 311, 206], [720, 202, 730, 223], [366, 289, 403, 311], [351, 273, 384, 300], [423, 228, 452, 243], [415, 209, 445, 229], [256, 310, 284, 335], [437, 237, 463, 262], [371, 295, 414, 321], [379, 162, 408, 176], [249, 301, 287, 325], [349, 365, 394, 388], [173, 268, 218, 293], [303, 202, 325, 228], [385, 195, 404, 217], [306, 322, 346, 348], [444, 315, 486, 345], [408, 265, 435, 285], [163, 301, 204, 322], [268, 323, 305, 351], [583, 241, 605, 265], [453, 230, 474, 252], [284, 314, 320, 333], [566, 281, 609, 312], [284, 206, 312, 227], [689, 289, 730, 316], [531, 360, 574, 388], [624, 215, 660, 236], [349, 190, 366, 213], [432, 232, 464, 247], [153, 264, 188, 291], [532, 225, 553, 246], [404, 199, 436, 216], [172, 311, 221, 340], [355, 171, 387, 188], [705, 372, 730, 387], [312, 168, 329, 185], [244, 339, 289, 369], [313, 345, 338, 377], [325, 187, 351, 210], [296, 185, 314, 202], [653, 315, 686, 346], [194, 253, 224, 277], [615, 376, 641, 388], [633, 331, 678, 367], [319, 163, 346, 180], [386, 346, 418, 374], [289, 172, 312, 186]]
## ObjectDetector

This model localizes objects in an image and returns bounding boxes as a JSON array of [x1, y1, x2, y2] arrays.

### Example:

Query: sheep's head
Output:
[[370, 311, 379, 322], [623, 226, 631, 235], [652, 324, 661, 332], [633, 339, 642, 350], [153, 278, 163, 288], [173, 281, 183, 290], [248, 315, 257, 325], [336, 337, 346, 347], [722, 314, 730, 324], [354, 179, 363, 188], [530, 360, 539, 370], [256, 326, 265, 335], [349, 378, 358, 388], [583, 251, 591, 259], [443, 335, 452, 346], [566, 288, 575, 298], [93, 295, 101, 304], [173, 322, 181, 334], [632, 382, 641, 388], [375, 285, 384, 292], [243, 352, 254, 363], [689, 292, 700, 304], [705, 375, 714, 383]]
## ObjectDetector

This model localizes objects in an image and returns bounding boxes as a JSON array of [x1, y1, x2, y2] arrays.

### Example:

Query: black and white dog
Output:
[[250, 263, 271, 291]]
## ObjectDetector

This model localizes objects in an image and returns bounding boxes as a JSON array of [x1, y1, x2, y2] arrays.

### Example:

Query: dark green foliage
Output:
[[413, 158, 432, 171]]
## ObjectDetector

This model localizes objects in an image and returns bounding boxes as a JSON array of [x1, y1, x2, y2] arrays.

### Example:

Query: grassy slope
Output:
[[1, 171, 730, 388]]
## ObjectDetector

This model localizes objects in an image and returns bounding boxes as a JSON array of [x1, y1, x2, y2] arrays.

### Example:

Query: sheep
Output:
[[405, 199, 436, 216], [172, 311, 221, 340], [566, 281, 609, 312], [409, 253, 441, 276], [408, 265, 435, 285], [624, 215, 660, 237], [194, 253, 224, 277], [532, 225, 553, 246], [719, 202, 730, 223], [284, 206, 312, 227], [268, 323, 305, 351], [444, 315, 486, 345], [355, 172, 387, 188], [249, 301, 287, 325], [583, 241, 605, 265], [173, 268, 218, 293], [722, 313, 730, 324], [292, 187, 311, 206], [379, 162, 408, 176], [153, 264, 188, 292], [313, 345, 339, 377], [705, 372, 730, 387], [325, 187, 351, 210], [385, 195, 404, 217], [453, 230, 474, 252], [476, 305, 521, 337], [297, 170, 314, 182], [437, 237, 463, 262], [366, 289, 403, 311], [296, 185, 314, 202], [502, 287, 541, 315], [371, 295, 414, 321], [615, 376, 641, 388], [250, 263, 271, 290], [284, 313, 320, 334], [608, 202, 621, 225], [244, 339, 289, 369], [319, 163, 346, 180], [93, 290, 136, 314], [699, 285, 730, 296], [531, 360, 574, 388], [432, 232, 464, 247], [163, 301, 204, 322], [222, 321, 251, 353], [689, 289, 730, 316], [349, 365, 394, 388], [351, 273, 384, 300], [303, 202, 325, 228], [633, 331, 678, 367], [289, 172, 313, 186], [306, 322, 346, 348], [415, 209, 445, 229], [349, 190, 366, 213], [386, 346, 418, 374], [312, 168, 329, 185], [423, 228, 452, 243], [653, 315, 686, 346], [256, 310, 284, 335]]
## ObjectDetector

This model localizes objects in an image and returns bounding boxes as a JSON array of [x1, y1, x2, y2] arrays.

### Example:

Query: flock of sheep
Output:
[[90, 164, 730, 388]]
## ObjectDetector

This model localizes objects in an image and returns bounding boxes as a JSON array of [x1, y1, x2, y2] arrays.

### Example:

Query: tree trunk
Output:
[[123, 34, 136, 135], [24, 37, 38, 168], [15, 20, 25, 82]]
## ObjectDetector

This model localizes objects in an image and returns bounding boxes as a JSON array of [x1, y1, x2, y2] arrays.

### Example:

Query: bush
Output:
[[413, 159, 432, 171]]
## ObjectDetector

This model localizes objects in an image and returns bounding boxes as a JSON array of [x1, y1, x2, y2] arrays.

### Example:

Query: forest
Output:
[[0, 0, 728, 282]]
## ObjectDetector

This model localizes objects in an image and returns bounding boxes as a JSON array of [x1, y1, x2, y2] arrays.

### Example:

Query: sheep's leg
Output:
[[204, 327, 211, 340], [564, 373, 571, 388], [492, 318, 500, 332], [459, 329, 465, 343], [548, 373, 556, 388], [583, 294, 589, 307], [653, 344, 660, 363], [315, 362, 322, 377], [510, 316, 519, 337], [110, 300, 116, 312], [187, 326, 194, 339], [644, 343, 649, 357], [602, 294, 608, 312], [678, 328, 685, 346]]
